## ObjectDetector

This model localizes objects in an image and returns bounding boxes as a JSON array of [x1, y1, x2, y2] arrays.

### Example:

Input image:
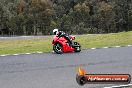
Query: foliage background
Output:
[[0, 0, 132, 35]]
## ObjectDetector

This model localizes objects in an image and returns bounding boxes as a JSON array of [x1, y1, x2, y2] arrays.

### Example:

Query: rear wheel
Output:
[[53, 43, 63, 54]]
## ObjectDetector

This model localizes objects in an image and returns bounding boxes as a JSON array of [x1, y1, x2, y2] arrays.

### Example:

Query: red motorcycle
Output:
[[52, 35, 81, 54]]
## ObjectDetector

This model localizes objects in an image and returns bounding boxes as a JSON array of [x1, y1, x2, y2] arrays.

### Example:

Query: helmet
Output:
[[53, 29, 58, 35]]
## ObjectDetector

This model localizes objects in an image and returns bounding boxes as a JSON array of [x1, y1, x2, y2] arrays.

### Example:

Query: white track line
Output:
[[37, 52, 43, 54], [128, 45, 132, 47], [104, 84, 132, 88], [0, 55, 8, 57], [0, 45, 132, 57], [115, 46, 121, 48], [103, 47, 109, 49], [91, 48, 96, 49], [13, 54, 19, 56], [25, 53, 31, 55]]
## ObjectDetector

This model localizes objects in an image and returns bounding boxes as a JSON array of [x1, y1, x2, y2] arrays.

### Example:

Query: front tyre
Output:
[[53, 43, 63, 54]]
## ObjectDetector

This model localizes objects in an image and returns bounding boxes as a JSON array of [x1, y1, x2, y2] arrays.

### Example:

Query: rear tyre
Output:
[[53, 43, 63, 54]]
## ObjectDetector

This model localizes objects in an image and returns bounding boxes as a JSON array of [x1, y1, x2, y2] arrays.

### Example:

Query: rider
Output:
[[53, 29, 74, 46]]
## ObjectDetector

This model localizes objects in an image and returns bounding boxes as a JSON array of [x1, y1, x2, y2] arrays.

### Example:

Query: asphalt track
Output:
[[0, 46, 132, 88]]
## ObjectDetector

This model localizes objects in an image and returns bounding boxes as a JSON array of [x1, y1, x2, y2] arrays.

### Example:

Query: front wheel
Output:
[[53, 43, 63, 54]]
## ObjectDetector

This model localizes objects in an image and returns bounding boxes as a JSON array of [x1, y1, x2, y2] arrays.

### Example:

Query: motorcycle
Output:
[[52, 35, 81, 54]]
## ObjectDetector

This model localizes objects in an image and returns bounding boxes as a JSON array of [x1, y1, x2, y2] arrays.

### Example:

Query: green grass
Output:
[[0, 31, 132, 55], [76, 31, 132, 49]]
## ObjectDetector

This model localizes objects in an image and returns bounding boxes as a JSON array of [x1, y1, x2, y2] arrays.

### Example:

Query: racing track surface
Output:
[[0, 46, 132, 88]]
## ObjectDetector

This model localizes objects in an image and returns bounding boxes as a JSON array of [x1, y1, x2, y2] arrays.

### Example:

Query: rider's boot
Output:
[[69, 41, 76, 47]]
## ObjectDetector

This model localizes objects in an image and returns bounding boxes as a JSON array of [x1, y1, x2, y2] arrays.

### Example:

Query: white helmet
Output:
[[53, 29, 58, 35]]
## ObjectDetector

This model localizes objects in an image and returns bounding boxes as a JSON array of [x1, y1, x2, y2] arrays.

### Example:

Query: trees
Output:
[[18, 0, 53, 35], [96, 1, 116, 33], [0, 0, 132, 35]]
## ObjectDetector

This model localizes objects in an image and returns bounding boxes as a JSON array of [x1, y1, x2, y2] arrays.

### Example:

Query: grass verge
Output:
[[0, 31, 132, 55]]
